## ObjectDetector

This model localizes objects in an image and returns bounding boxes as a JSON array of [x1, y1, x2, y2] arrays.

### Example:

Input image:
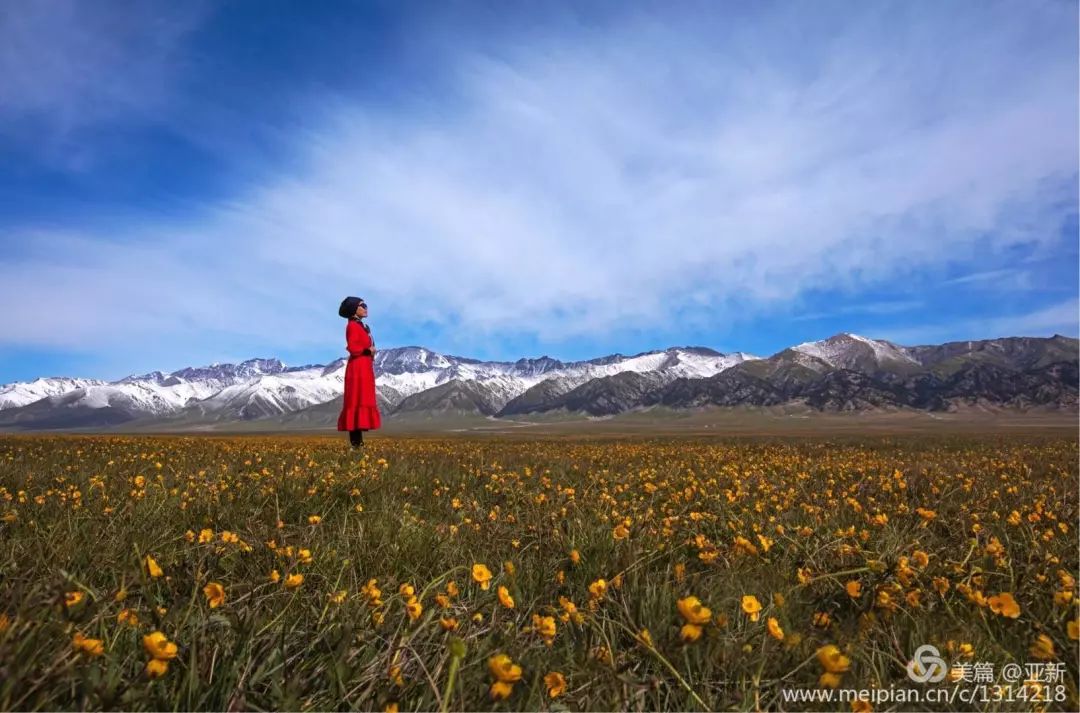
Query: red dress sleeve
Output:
[[345, 321, 371, 356]]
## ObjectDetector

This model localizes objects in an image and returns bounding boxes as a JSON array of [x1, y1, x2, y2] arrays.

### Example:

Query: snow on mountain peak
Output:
[[0, 377, 107, 410], [0, 344, 761, 419], [793, 333, 918, 368]]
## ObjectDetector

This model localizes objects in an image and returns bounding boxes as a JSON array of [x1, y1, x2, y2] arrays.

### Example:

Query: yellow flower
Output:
[[490, 681, 514, 701], [446, 581, 460, 598], [734, 535, 759, 556], [637, 628, 654, 648], [329, 590, 347, 604], [405, 596, 423, 621], [269, 569, 281, 583], [198, 528, 213, 543], [532, 614, 556, 645], [383, 704, 398, 713], [297, 549, 313, 565], [398, 583, 415, 598], [819, 672, 843, 688], [440, 616, 458, 631], [145, 555, 163, 578], [72, 632, 105, 657], [676, 596, 712, 625], [767, 617, 785, 640], [680, 623, 703, 643], [1029, 634, 1056, 661], [987, 592, 1021, 619], [569, 549, 581, 565], [817, 644, 851, 673], [488, 653, 522, 699], [488, 653, 523, 682], [503, 560, 515, 576], [588, 579, 607, 600], [497, 585, 515, 609], [845, 581, 862, 598], [184, 530, 195, 542], [284, 573, 304, 590], [203, 582, 225, 609], [143, 631, 178, 660], [145, 658, 169, 678], [1068, 620, 1079, 641], [674, 562, 686, 581], [472, 563, 492, 590], [613, 523, 630, 540], [544, 671, 566, 698], [117, 608, 139, 626], [741, 595, 762, 622], [308, 515, 321, 525], [64, 591, 85, 608], [389, 665, 404, 686]]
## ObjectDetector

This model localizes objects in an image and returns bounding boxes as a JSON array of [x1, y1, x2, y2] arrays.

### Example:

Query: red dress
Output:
[[337, 318, 382, 431]]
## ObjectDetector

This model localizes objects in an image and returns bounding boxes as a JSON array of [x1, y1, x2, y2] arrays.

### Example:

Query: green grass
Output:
[[0, 434, 1077, 711]]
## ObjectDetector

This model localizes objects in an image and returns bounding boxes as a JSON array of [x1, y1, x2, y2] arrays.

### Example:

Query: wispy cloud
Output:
[[942, 269, 1021, 286], [940, 268, 1041, 291], [874, 298, 1079, 346], [0, 0, 1076, 369], [791, 300, 924, 322]]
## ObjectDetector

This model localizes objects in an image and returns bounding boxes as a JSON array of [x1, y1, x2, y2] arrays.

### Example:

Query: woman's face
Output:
[[355, 301, 368, 317]]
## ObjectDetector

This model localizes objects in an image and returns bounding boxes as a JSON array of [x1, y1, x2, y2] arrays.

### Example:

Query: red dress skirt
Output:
[[337, 319, 382, 431]]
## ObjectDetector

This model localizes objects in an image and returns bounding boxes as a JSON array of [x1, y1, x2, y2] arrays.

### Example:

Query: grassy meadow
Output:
[[0, 433, 1077, 711]]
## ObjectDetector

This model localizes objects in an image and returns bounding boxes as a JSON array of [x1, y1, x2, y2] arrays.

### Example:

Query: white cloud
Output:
[[0, 0, 1076, 360], [874, 298, 1079, 346], [0, 0, 206, 167], [792, 300, 925, 322]]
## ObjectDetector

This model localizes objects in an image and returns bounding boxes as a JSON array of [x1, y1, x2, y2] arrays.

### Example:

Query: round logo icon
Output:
[[906, 644, 948, 683]]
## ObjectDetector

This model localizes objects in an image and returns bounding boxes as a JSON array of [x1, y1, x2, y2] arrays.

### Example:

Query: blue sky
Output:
[[1, 0, 1077, 382]]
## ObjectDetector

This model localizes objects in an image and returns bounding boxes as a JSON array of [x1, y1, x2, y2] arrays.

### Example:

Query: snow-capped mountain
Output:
[[792, 333, 921, 373], [46, 358, 290, 416], [0, 333, 1075, 430], [372, 346, 758, 414], [0, 358, 296, 428], [0, 346, 758, 428], [0, 377, 107, 410], [180, 361, 347, 421]]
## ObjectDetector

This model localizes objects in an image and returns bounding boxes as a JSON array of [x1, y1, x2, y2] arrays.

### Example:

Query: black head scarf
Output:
[[338, 296, 364, 319]]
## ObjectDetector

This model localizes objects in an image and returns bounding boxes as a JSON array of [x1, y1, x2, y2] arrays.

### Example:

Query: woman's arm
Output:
[[345, 321, 373, 356]]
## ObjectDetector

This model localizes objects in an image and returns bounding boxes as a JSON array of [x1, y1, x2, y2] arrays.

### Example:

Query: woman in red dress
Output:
[[337, 296, 381, 447]]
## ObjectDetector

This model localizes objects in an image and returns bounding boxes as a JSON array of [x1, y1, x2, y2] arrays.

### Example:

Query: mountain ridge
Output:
[[0, 333, 1075, 430]]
